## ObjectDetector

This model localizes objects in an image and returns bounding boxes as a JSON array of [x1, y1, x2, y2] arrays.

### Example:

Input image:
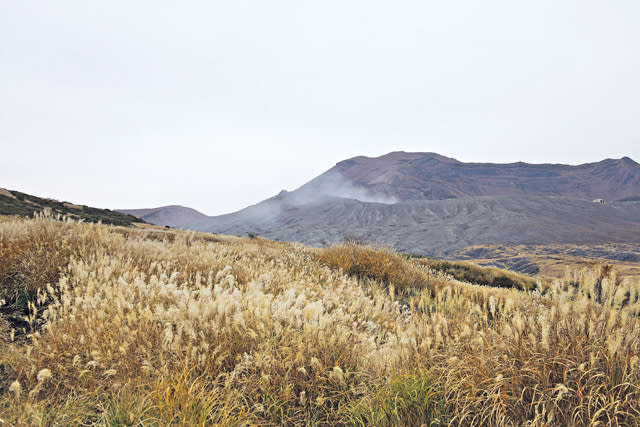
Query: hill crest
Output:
[[118, 205, 208, 229], [307, 152, 640, 202], [0, 188, 145, 227]]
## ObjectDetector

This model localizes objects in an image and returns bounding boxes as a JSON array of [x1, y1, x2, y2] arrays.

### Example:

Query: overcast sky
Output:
[[2, 1, 639, 215]]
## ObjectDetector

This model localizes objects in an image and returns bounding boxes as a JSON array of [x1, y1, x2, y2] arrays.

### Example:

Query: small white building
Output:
[[592, 198, 605, 204]]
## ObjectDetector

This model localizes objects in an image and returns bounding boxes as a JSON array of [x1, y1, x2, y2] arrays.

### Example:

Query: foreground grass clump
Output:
[[0, 214, 76, 308], [315, 243, 435, 296], [1, 216, 640, 425], [345, 367, 446, 425]]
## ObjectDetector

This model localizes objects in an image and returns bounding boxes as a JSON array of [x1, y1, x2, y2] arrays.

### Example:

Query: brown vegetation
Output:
[[413, 258, 539, 291], [1, 215, 639, 425], [315, 243, 435, 296], [0, 189, 144, 227], [455, 243, 640, 278]]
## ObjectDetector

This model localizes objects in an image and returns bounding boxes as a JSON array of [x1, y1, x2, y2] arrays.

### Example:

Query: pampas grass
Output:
[[0, 214, 638, 425]]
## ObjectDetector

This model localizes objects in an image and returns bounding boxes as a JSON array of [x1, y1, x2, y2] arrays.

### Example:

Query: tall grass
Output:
[[1, 215, 639, 425], [413, 258, 539, 290]]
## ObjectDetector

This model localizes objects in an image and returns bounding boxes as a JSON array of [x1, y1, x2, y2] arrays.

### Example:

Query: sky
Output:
[[1, 1, 639, 216]]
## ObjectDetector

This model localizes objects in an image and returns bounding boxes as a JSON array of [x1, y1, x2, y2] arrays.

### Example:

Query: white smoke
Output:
[[288, 172, 398, 205], [212, 171, 398, 231]]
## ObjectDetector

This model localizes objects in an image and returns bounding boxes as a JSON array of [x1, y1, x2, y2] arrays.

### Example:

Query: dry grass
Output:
[[1, 215, 639, 425], [413, 258, 539, 291], [0, 188, 16, 199], [0, 214, 77, 308], [455, 243, 640, 278], [315, 243, 437, 296]]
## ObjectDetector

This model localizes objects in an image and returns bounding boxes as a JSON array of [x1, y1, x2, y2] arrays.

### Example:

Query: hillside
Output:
[[454, 242, 640, 278], [118, 205, 208, 228], [200, 194, 640, 256], [1, 215, 639, 425], [0, 188, 145, 227]]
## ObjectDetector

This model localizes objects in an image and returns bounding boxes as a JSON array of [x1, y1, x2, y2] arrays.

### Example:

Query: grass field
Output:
[[1, 214, 639, 425], [454, 243, 640, 278]]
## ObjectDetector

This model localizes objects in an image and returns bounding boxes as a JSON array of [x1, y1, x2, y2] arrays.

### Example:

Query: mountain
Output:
[[122, 152, 640, 256], [200, 194, 640, 256], [0, 188, 145, 227], [297, 152, 640, 202], [118, 205, 208, 228]]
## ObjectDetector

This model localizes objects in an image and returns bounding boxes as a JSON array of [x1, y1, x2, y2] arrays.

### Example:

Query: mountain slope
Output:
[[299, 152, 640, 202], [199, 195, 640, 256], [122, 152, 640, 256], [0, 188, 145, 227], [118, 205, 208, 228]]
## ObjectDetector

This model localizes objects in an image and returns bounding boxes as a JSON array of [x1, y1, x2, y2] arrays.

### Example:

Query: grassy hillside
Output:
[[414, 257, 540, 290], [1, 215, 639, 425], [0, 188, 145, 227], [317, 243, 539, 293], [455, 243, 640, 278]]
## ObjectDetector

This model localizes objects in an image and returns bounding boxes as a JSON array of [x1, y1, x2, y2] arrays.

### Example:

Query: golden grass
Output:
[[413, 258, 539, 290], [0, 188, 16, 199], [62, 202, 84, 210], [315, 243, 436, 295], [457, 243, 640, 278], [1, 215, 639, 425]]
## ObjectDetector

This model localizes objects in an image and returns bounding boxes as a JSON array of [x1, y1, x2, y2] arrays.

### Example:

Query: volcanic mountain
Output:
[[120, 152, 640, 256], [297, 151, 640, 202]]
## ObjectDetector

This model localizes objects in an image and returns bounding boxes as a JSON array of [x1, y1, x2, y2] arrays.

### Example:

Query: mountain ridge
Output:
[[117, 152, 640, 256], [0, 188, 146, 227], [305, 152, 640, 202]]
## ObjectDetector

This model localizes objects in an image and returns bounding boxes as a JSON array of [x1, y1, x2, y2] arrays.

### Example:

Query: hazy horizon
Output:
[[2, 1, 639, 215]]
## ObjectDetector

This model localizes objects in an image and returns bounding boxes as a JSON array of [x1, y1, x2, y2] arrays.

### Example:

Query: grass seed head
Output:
[[36, 368, 52, 383]]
